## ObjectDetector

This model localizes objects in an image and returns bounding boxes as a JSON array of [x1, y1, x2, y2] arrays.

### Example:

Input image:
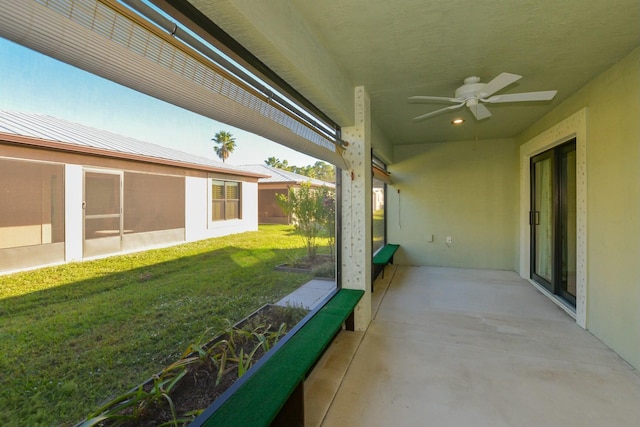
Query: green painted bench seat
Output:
[[373, 243, 399, 266], [195, 288, 364, 427], [372, 244, 399, 286]]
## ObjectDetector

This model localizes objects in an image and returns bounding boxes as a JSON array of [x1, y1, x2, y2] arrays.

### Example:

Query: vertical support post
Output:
[[341, 86, 372, 331]]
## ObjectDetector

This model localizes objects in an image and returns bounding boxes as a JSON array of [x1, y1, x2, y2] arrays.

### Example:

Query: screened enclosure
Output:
[[0, 157, 65, 248], [124, 171, 185, 233], [0, 157, 66, 270], [83, 169, 186, 258], [258, 188, 289, 224]]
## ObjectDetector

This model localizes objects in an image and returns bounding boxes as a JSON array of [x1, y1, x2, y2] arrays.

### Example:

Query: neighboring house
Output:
[[0, 111, 266, 274], [240, 164, 335, 225]]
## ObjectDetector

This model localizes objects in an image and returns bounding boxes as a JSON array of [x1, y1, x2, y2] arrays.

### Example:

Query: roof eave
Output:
[[0, 132, 268, 179]]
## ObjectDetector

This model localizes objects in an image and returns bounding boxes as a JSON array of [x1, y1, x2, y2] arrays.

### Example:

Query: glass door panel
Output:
[[533, 156, 553, 286], [560, 148, 577, 304]]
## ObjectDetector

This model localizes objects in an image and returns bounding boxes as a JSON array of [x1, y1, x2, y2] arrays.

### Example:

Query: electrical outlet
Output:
[[446, 236, 452, 245]]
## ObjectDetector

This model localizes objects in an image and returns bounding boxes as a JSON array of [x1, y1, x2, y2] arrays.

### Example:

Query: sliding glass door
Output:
[[530, 140, 576, 306]]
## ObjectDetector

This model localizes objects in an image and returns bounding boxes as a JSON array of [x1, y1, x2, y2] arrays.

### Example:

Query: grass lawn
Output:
[[0, 225, 330, 426]]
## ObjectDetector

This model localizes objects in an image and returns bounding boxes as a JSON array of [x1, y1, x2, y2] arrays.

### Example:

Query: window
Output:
[[211, 179, 241, 221], [1, 3, 343, 422]]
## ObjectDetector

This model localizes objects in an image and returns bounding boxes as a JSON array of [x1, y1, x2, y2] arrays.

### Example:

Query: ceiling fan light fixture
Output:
[[451, 118, 465, 125]]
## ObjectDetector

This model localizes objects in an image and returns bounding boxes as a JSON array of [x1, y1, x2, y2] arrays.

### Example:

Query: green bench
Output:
[[192, 288, 364, 427], [373, 243, 400, 284]]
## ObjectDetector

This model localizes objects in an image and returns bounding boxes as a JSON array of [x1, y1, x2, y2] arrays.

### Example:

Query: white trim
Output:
[[207, 176, 243, 227], [519, 108, 588, 328], [65, 164, 84, 262]]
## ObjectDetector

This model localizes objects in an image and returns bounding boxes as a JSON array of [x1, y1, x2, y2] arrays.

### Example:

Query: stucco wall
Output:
[[517, 47, 640, 369], [388, 138, 518, 270], [185, 176, 259, 242]]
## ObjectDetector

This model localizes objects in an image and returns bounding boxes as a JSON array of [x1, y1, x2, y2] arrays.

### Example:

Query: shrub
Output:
[[311, 261, 335, 278], [276, 183, 335, 261]]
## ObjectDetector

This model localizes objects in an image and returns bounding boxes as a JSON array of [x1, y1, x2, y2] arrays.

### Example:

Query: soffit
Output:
[[187, 0, 639, 146]]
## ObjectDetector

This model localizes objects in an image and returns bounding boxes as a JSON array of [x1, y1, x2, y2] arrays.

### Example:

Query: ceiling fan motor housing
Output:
[[455, 77, 488, 102]]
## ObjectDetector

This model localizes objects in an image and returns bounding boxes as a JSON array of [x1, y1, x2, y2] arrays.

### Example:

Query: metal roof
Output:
[[0, 110, 264, 177], [240, 164, 335, 188]]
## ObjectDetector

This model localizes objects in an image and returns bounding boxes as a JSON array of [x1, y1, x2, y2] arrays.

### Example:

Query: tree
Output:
[[276, 182, 335, 261], [312, 161, 336, 182], [264, 157, 290, 170], [317, 186, 336, 261], [263, 158, 335, 182], [212, 131, 236, 163], [291, 164, 314, 178]]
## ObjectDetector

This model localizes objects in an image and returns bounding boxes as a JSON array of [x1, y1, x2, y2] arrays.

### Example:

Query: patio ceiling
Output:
[[180, 0, 639, 147]]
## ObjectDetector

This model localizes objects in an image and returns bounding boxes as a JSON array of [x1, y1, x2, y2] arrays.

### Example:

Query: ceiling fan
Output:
[[408, 72, 557, 122]]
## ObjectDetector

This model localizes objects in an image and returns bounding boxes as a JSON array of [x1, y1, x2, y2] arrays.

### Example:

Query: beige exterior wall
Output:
[[388, 138, 518, 270], [517, 47, 640, 369]]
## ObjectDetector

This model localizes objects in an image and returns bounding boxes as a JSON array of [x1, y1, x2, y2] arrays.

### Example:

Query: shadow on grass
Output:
[[0, 245, 310, 317]]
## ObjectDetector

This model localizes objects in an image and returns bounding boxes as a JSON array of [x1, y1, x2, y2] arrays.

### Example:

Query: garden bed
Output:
[[275, 254, 335, 278], [79, 304, 309, 426]]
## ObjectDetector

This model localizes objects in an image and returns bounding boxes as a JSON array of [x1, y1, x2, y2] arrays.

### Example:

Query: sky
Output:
[[0, 37, 318, 167]]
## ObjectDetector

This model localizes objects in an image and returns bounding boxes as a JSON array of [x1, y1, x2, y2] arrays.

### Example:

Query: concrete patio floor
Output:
[[305, 265, 640, 427]]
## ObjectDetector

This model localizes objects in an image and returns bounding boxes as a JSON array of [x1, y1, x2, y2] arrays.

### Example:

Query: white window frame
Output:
[[208, 177, 242, 224]]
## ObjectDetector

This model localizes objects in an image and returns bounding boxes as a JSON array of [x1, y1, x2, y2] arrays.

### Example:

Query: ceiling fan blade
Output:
[[412, 102, 464, 122], [483, 90, 558, 103], [469, 103, 492, 120], [408, 95, 459, 104], [481, 72, 522, 97]]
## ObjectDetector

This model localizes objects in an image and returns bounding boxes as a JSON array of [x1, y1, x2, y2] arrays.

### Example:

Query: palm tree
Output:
[[212, 131, 236, 162], [264, 157, 290, 170], [265, 156, 281, 168]]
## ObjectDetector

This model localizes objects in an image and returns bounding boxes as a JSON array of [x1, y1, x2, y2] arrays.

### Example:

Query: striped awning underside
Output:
[[0, 0, 348, 169]]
